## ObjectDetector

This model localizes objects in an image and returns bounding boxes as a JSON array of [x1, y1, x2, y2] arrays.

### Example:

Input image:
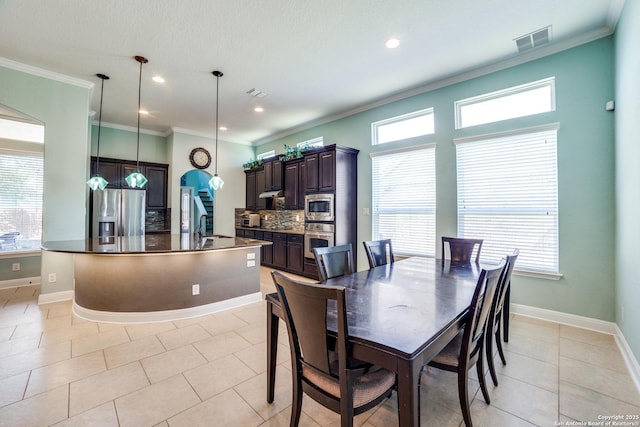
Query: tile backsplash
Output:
[[235, 198, 304, 231]]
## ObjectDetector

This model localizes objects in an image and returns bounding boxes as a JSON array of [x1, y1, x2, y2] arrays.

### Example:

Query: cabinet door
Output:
[[297, 160, 306, 209], [245, 171, 256, 210], [287, 235, 304, 274], [145, 166, 168, 209], [283, 161, 300, 210], [91, 159, 121, 188], [262, 232, 273, 266], [318, 151, 336, 192], [264, 161, 273, 190], [272, 159, 283, 190], [304, 153, 319, 192], [256, 169, 266, 209], [272, 234, 287, 269]]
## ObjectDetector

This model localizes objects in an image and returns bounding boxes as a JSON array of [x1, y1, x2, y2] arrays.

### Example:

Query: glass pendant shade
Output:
[[87, 176, 109, 191], [208, 174, 224, 190], [125, 171, 148, 188]]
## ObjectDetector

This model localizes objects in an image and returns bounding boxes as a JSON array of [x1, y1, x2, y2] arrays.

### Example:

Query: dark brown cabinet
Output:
[[245, 167, 268, 210], [304, 154, 319, 193], [318, 150, 336, 192], [287, 234, 304, 274], [245, 170, 257, 210], [256, 169, 266, 209], [272, 233, 287, 269], [284, 160, 302, 210], [260, 231, 274, 265], [90, 157, 169, 210], [264, 159, 283, 191]]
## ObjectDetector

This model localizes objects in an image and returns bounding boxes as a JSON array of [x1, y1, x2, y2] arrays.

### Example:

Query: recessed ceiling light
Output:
[[219, 126, 227, 131], [385, 38, 400, 49], [139, 109, 149, 115], [254, 107, 264, 113], [152, 76, 165, 83]]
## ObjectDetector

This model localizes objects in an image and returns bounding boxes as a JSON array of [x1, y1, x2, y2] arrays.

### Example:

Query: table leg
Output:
[[396, 360, 421, 426], [267, 301, 279, 403]]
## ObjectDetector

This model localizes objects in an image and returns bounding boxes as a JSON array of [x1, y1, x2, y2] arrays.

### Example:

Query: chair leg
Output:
[[457, 367, 473, 427], [486, 328, 499, 386], [290, 378, 303, 427], [503, 285, 511, 342], [477, 349, 491, 405], [495, 324, 507, 366]]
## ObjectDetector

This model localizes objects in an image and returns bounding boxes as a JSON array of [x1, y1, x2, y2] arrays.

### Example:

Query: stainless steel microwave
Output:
[[304, 193, 334, 222]]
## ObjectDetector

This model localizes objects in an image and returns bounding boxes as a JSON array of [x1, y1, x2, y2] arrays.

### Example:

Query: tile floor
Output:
[[0, 267, 639, 426]]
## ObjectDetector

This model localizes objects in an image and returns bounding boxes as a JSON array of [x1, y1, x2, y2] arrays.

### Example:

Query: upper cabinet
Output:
[[90, 156, 169, 209], [264, 158, 283, 191]]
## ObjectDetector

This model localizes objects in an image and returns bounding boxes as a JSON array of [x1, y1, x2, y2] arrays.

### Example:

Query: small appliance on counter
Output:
[[241, 213, 261, 228]]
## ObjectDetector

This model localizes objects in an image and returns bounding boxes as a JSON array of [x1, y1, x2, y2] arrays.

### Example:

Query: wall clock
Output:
[[189, 147, 212, 169]]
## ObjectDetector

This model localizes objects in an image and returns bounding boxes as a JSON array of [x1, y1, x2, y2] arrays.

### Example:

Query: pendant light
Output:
[[208, 70, 224, 190], [86, 73, 110, 191], [125, 55, 149, 188]]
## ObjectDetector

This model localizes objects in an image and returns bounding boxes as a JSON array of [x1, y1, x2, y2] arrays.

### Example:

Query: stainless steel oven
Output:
[[304, 223, 335, 259], [305, 194, 334, 222]]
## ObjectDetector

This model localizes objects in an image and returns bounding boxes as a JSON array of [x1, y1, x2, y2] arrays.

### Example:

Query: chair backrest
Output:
[[491, 249, 519, 324], [442, 236, 483, 264], [314, 244, 355, 282], [271, 270, 348, 379], [461, 262, 505, 364], [363, 239, 395, 268]]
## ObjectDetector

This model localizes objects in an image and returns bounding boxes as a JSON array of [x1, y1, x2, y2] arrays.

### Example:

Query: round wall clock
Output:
[[189, 147, 212, 169]]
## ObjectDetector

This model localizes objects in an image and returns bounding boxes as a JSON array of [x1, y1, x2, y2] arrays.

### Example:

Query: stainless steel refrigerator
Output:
[[92, 189, 146, 238]]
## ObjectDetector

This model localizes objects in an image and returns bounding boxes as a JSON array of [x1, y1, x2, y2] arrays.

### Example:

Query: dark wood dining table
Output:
[[266, 256, 484, 426]]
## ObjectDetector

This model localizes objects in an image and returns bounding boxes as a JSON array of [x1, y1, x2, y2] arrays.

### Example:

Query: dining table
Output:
[[266, 256, 485, 426]]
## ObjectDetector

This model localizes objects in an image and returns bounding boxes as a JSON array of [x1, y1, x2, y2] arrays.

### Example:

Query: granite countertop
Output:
[[42, 234, 271, 254], [236, 226, 305, 235]]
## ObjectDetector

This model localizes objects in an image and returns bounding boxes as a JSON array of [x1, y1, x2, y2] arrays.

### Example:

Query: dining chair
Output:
[[362, 239, 395, 268], [314, 244, 355, 283], [423, 261, 505, 427], [271, 270, 397, 427], [486, 249, 519, 386], [441, 236, 483, 264]]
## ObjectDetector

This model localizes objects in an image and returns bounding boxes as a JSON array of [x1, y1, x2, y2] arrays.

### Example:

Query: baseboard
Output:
[[72, 291, 263, 324], [38, 290, 74, 305], [511, 303, 640, 393], [0, 276, 40, 290]]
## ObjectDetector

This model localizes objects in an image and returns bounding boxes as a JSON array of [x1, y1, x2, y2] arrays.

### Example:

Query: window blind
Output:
[[371, 145, 436, 256], [0, 150, 44, 251], [455, 127, 558, 273]]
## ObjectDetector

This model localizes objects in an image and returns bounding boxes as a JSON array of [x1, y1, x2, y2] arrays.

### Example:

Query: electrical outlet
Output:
[[12, 263, 20, 271], [247, 260, 256, 267], [296, 215, 300, 221], [192, 284, 200, 295], [48, 273, 57, 283], [363, 207, 370, 216], [247, 252, 255, 260]]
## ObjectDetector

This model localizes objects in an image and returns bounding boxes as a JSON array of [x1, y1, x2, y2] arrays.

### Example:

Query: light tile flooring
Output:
[[1, 267, 639, 426]]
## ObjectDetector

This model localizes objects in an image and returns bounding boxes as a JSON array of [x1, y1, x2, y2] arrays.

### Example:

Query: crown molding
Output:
[[94, 121, 167, 137], [0, 56, 94, 89], [169, 127, 253, 146]]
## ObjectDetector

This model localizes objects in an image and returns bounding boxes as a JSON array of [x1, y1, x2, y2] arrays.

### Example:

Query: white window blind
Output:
[[0, 150, 43, 251], [371, 145, 436, 256], [456, 126, 559, 273]]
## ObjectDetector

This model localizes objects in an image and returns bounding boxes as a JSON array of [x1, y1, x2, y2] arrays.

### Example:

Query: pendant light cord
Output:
[[215, 74, 219, 175], [136, 59, 142, 170], [97, 77, 104, 172]]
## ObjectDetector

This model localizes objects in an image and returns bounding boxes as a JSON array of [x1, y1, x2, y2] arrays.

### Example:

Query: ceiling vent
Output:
[[515, 26, 551, 53], [246, 88, 268, 98]]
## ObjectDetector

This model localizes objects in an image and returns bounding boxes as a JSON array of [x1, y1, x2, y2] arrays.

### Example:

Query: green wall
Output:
[[615, 0, 640, 365], [259, 37, 616, 322], [0, 63, 92, 294], [90, 125, 168, 164]]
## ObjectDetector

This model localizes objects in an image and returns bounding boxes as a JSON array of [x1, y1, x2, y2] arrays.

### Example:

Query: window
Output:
[[257, 150, 275, 160], [455, 78, 555, 129], [297, 136, 323, 149], [455, 125, 559, 274], [0, 149, 44, 252], [372, 108, 434, 145], [371, 145, 436, 256]]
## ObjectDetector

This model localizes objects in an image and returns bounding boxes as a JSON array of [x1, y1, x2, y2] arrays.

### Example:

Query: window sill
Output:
[[514, 268, 562, 281], [0, 250, 42, 259]]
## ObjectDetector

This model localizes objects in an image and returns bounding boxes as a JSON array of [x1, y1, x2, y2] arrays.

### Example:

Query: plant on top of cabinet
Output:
[[243, 158, 263, 171]]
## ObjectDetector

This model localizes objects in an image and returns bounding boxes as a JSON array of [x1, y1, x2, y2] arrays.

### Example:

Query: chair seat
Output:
[[303, 365, 396, 407], [431, 333, 463, 367]]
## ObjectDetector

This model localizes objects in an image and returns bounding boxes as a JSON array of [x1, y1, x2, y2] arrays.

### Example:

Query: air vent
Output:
[[246, 88, 268, 98], [515, 26, 551, 53]]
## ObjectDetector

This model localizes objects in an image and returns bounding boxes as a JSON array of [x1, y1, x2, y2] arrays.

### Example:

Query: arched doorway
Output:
[[180, 170, 214, 234]]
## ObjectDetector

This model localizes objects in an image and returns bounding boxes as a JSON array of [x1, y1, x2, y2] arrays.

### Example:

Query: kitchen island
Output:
[[42, 234, 270, 323]]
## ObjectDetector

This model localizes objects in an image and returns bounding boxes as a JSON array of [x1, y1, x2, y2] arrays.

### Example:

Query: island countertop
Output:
[[42, 234, 271, 254]]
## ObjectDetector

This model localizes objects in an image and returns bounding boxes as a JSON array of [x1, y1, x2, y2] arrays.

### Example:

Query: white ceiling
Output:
[[0, 0, 623, 145]]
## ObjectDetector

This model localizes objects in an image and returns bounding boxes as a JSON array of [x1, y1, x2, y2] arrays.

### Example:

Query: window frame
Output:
[[371, 108, 435, 146], [454, 77, 556, 129]]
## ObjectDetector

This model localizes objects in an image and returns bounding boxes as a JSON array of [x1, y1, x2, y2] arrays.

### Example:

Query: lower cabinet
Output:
[[258, 232, 273, 266], [272, 233, 287, 269], [286, 234, 304, 274]]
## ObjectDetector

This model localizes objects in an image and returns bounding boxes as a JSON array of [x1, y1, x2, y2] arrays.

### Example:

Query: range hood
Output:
[[259, 190, 283, 198]]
